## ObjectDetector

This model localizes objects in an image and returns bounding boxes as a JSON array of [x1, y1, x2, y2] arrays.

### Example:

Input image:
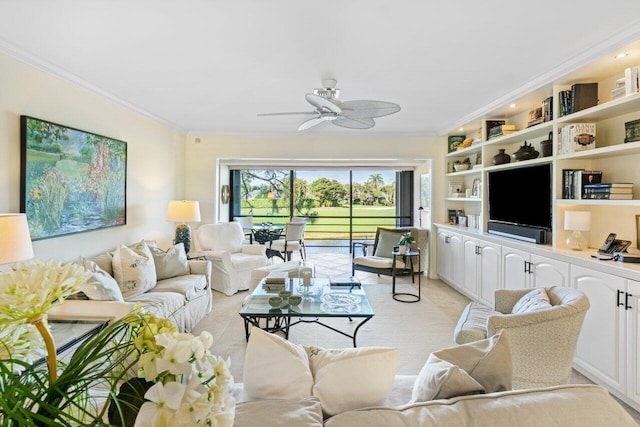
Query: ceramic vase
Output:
[[493, 149, 511, 165]]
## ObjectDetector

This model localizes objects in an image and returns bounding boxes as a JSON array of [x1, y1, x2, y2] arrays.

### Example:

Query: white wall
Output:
[[0, 52, 186, 262]]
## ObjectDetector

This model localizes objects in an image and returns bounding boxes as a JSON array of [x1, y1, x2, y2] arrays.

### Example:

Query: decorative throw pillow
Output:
[[243, 328, 313, 401], [149, 243, 190, 280], [79, 258, 124, 302], [112, 241, 157, 299], [432, 330, 511, 393], [373, 230, 401, 258], [304, 345, 398, 417], [409, 354, 485, 403], [512, 288, 552, 314]]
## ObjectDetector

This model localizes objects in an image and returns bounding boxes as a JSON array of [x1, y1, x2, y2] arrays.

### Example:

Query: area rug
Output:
[[192, 278, 470, 382]]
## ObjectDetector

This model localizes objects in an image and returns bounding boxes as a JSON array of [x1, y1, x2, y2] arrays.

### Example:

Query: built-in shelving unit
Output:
[[444, 38, 640, 250]]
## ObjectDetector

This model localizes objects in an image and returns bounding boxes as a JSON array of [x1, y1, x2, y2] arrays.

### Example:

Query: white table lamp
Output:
[[565, 211, 591, 251], [166, 200, 201, 253], [0, 213, 34, 265]]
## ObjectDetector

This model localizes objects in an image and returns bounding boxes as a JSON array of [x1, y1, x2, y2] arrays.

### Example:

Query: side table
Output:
[[392, 249, 421, 303]]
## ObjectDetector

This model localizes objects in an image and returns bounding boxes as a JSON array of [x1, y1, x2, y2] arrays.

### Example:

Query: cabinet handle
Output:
[[476, 245, 481, 255], [445, 236, 450, 244], [523, 261, 528, 273], [626, 292, 633, 310], [617, 290, 624, 307]]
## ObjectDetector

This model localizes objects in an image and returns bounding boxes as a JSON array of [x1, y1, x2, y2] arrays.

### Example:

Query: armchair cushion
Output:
[[511, 288, 551, 314], [352, 256, 405, 270], [196, 222, 244, 252], [373, 229, 401, 258]]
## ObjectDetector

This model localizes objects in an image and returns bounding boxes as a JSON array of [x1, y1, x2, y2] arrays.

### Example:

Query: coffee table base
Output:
[[242, 314, 373, 347]]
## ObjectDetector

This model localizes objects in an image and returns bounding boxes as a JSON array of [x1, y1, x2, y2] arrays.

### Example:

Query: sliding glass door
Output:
[[230, 168, 413, 250]]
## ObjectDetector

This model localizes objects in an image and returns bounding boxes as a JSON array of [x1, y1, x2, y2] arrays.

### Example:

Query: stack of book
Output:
[[583, 183, 634, 200], [562, 169, 603, 199], [558, 83, 599, 117], [488, 124, 517, 139], [329, 276, 362, 288], [262, 271, 288, 291]]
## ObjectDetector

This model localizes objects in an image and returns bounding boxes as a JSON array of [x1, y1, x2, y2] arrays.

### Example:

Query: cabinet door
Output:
[[531, 254, 569, 288], [436, 230, 450, 282], [627, 280, 640, 406], [448, 233, 464, 287], [502, 246, 529, 291], [478, 240, 501, 307], [462, 237, 479, 298], [572, 265, 626, 393]]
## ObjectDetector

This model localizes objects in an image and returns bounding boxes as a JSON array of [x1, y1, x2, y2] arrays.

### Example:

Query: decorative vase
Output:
[[298, 261, 314, 286], [540, 131, 553, 157], [398, 245, 407, 255], [492, 149, 511, 165]]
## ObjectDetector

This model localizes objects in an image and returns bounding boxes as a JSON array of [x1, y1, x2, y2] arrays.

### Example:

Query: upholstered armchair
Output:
[[454, 286, 590, 389], [193, 222, 268, 296]]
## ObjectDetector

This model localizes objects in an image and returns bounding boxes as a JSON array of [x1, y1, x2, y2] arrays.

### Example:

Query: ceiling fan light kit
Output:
[[258, 79, 400, 130]]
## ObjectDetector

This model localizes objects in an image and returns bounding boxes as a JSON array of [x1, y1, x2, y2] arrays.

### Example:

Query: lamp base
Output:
[[567, 230, 587, 251], [174, 224, 192, 253]]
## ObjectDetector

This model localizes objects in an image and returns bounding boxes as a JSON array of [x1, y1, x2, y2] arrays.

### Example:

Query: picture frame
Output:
[[448, 135, 465, 153], [471, 178, 482, 198], [625, 119, 640, 144], [447, 209, 458, 224], [448, 181, 463, 197], [20, 116, 127, 240]]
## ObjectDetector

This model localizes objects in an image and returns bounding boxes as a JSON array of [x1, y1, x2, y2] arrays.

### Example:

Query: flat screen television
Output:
[[488, 163, 552, 230]]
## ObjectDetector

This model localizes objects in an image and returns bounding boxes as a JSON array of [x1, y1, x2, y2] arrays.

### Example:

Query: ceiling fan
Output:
[[257, 79, 401, 131]]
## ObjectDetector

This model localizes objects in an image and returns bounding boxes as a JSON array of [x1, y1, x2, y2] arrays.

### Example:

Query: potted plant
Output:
[[398, 233, 415, 254]]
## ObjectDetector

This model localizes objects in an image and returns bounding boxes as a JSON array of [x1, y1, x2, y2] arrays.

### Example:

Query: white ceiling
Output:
[[2, 1, 640, 137]]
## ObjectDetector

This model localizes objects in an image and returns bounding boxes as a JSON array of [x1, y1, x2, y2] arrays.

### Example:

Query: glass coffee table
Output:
[[239, 278, 374, 347]]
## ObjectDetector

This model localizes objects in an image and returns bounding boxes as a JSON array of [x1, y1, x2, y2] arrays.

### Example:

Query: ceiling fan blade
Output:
[[339, 100, 401, 119], [332, 116, 375, 129], [305, 93, 342, 114], [257, 112, 317, 116], [298, 116, 326, 131]]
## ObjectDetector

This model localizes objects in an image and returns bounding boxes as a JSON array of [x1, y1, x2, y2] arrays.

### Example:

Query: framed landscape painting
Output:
[[20, 116, 127, 240]]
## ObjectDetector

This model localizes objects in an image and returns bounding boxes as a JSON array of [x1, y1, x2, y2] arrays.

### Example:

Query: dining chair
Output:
[[270, 221, 306, 262], [234, 216, 254, 243]]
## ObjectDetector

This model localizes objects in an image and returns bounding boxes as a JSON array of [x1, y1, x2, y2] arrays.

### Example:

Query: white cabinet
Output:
[[436, 229, 463, 287], [462, 236, 501, 306], [627, 280, 640, 407], [572, 264, 627, 394], [502, 245, 569, 290]]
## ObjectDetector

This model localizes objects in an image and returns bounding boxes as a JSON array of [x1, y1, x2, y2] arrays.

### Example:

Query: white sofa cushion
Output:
[[127, 291, 185, 320], [112, 241, 157, 299], [152, 274, 207, 301], [433, 330, 511, 393], [324, 384, 639, 427], [234, 397, 323, 427], [305, 345, 398, 418], [243, 328, 313, 401], [79, 258, 124, 302], [410, 354, 485, 402], [149, 243, 190, 280]]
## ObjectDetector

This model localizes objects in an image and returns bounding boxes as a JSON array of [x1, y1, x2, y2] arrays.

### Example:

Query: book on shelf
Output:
[[558, 123, 596, 154], [542, 96, 553, 122], [559, 90, 573, 117], [583, 193, 633, 200], [562, 169, 583, 199], [583, 182, 633, 188], [571, 83, 598, 113], [573, 170, 603, 199], [584, 187, 633, 194], [329, 276, 362, 287], [485, 120, 506, 140], [625, 66, 640, 96]]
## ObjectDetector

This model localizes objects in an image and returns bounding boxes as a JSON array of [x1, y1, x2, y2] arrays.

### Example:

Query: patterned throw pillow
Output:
[[512, 288, 552, 314], [112, 241, 157, 299]]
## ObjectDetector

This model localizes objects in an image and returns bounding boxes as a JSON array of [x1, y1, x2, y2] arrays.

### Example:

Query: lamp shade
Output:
[[0, 213, 34, 264], [166, 200, 201, 223], [564, 211, 591, 231]]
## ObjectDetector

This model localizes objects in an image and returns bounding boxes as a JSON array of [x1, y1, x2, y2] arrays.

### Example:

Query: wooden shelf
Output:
[[556, 140, 640, 160], [446, 144, 482, 157], [555, 198, 640, 207], [445, 168, 482, 177], [556, 92, 640, 124], [483, 156, 552, 172], [484, 121, 554, 147]]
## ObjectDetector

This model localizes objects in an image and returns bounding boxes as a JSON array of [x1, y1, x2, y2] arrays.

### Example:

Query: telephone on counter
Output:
[[592, 233, 635, 261]]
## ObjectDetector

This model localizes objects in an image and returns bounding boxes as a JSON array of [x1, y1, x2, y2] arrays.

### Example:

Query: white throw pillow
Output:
[[79, 258, 124, 302], [243, 328, 313, 401], [432, 330, 511, 393], [149, 243, 190, 280], [409, 354, 485, 403], [512, 288, 552, 314], [305, 345, 398, 417], [112, 241, 157, 299]]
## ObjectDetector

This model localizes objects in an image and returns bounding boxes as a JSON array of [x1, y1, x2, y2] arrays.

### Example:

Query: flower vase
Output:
[[398, 246, 407, 255]]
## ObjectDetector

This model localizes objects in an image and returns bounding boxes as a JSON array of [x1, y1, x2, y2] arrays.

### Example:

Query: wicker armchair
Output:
[[454, 286, 590, 389]]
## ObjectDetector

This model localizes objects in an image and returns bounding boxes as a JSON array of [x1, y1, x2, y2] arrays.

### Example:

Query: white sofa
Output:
[[80, 242, 212, 332], [193, 222, 268, 296], [234, 377, 638, 426]]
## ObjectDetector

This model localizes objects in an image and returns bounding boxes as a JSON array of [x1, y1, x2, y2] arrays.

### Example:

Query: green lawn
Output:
[[241, 205, 398, 239]]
